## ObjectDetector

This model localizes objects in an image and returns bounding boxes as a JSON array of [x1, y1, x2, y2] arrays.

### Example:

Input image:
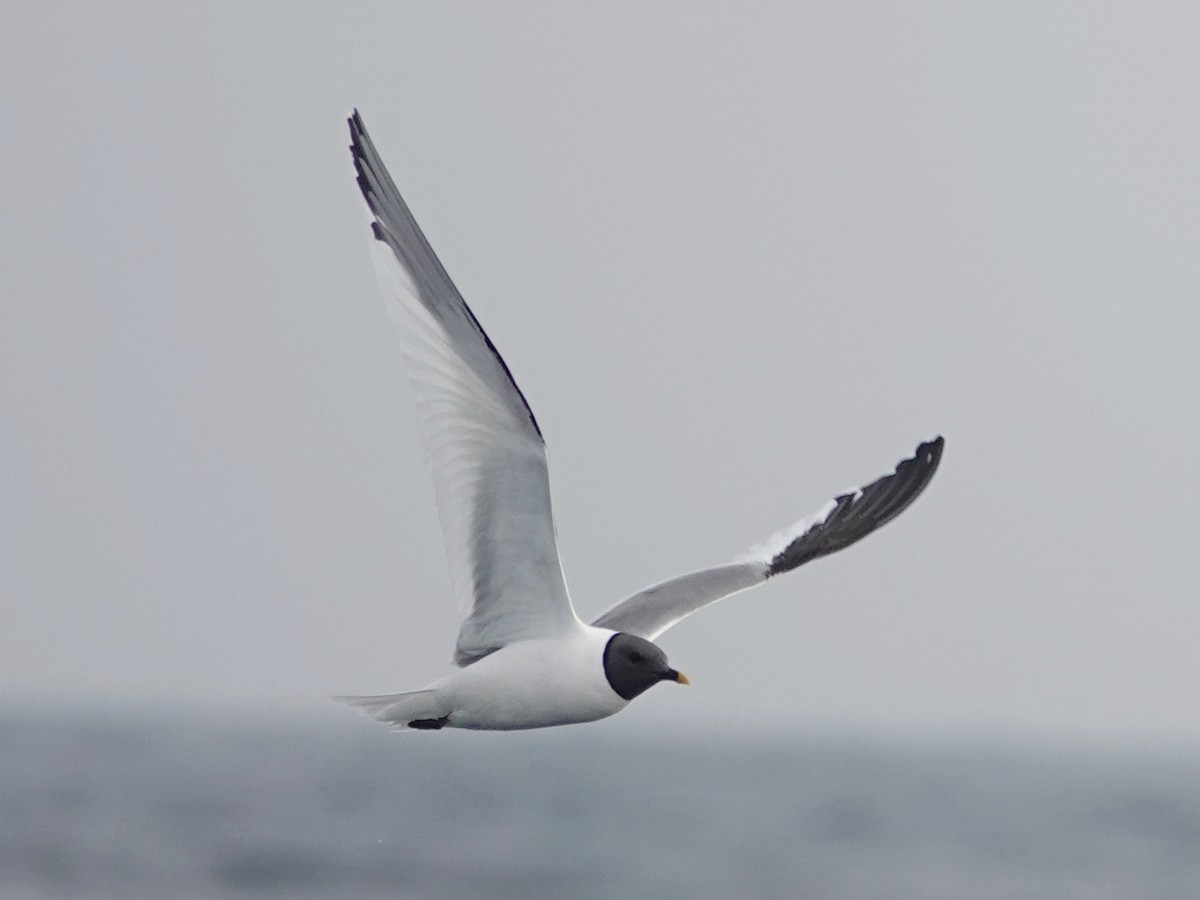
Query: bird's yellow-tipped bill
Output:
[[675, 672, 690, 685]]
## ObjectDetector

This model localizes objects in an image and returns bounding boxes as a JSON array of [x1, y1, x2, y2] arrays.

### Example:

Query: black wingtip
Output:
[[408, 715, 449, 730], [906, 436, 945, 492], [766, 435, 945, 577], [348, 112, 386, 229]]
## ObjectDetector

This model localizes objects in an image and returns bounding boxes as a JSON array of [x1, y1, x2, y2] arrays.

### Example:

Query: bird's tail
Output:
[[333, 689, 450, 731]]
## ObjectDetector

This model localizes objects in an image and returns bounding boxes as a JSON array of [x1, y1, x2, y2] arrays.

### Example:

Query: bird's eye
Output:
[[628, 651, 644, 664]]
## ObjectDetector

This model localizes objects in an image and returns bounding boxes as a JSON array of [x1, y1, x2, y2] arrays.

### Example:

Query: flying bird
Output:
[[339, 111, 943, 731]]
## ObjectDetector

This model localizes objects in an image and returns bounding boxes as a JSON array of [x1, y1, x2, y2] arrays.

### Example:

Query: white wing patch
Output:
[[743, 497, 840, 565]]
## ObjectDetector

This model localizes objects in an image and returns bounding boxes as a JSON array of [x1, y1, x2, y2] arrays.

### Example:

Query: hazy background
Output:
[[3, 2, 1198, 748]]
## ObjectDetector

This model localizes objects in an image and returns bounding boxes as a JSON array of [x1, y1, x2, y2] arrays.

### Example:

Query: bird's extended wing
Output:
[[349, 111, 578, 666], [592, 437, 944, 640]]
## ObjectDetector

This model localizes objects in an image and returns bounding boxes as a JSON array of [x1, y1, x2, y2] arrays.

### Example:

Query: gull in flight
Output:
[[338, 111, 944, 731]]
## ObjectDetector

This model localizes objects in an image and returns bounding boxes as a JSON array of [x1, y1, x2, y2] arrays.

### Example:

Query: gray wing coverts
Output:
[[591, 562, 767, 642], [592, 437, 943, 641]]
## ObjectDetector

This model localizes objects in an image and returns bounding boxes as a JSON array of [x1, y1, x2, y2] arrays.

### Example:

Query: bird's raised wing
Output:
[[349, 111, 578, 666], [592, 437, 944, 640]]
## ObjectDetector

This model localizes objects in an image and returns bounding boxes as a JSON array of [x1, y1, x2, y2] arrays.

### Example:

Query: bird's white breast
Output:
[[434, 625, 626, 730]]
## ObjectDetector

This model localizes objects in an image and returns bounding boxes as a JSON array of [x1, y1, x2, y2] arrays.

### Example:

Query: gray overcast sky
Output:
[[3, 2, 1198, 745]]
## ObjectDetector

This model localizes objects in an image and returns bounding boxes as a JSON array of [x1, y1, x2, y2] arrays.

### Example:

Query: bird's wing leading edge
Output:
[[349, 111, 578, 666], [592, 437, 944, 641]]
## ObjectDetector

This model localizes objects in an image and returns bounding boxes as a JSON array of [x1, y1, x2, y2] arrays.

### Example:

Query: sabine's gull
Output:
[[338, 111, 944, 731]]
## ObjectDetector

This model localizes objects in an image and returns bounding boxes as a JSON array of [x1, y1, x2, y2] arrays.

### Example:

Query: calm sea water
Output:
[[2, 710, 1197, 900]]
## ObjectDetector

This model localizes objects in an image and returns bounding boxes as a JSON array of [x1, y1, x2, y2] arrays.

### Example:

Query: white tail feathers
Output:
[[333, 690, 449, 730]]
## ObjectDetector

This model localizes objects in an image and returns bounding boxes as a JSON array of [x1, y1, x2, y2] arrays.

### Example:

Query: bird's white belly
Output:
[[435, 630, 627, 730]]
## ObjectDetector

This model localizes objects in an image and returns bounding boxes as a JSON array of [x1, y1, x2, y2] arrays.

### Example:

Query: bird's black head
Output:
[[602, 632, 689, 701]]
